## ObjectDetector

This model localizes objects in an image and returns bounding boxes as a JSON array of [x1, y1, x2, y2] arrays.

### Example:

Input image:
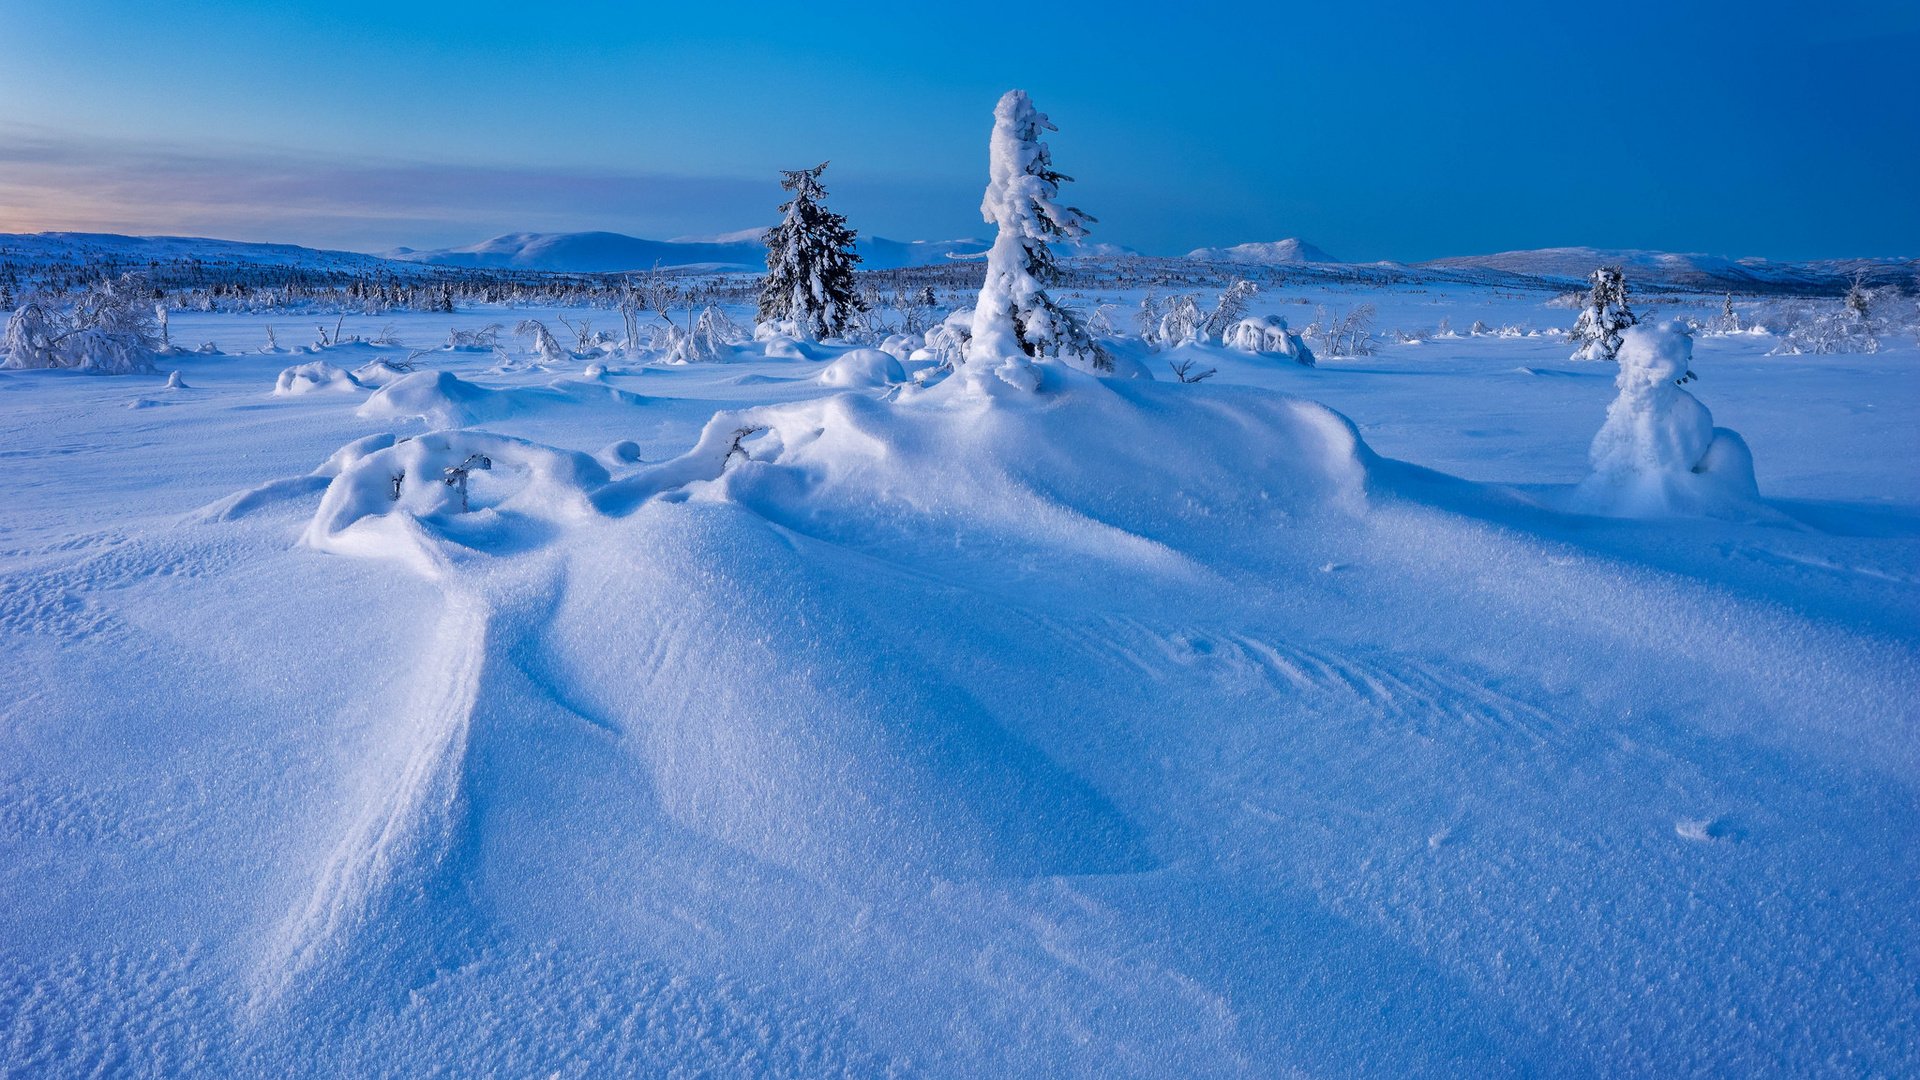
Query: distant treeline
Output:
[[1, 252, 1908, 317]]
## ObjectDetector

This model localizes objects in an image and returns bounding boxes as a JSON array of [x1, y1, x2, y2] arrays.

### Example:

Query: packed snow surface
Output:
[[2, 290, 1916, 1077]]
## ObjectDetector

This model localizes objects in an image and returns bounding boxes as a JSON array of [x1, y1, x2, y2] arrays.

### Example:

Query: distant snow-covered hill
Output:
[[384, 231, 994, 273], [1186, 238, 1340, 264], [383, 231, 763, 273], [0, 232, 394, 274], [3, 231, 1909, 296], [1416, 246, 1917, 291]]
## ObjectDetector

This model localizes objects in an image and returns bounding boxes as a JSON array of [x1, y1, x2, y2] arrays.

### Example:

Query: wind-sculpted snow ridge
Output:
[[356, 369, 653, 427], [265, 372, 1379, 999], [293, 372, 1377, 898]]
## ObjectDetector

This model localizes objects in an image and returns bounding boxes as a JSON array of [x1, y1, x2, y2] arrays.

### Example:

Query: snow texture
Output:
[[2, 281, 1916, 1078]]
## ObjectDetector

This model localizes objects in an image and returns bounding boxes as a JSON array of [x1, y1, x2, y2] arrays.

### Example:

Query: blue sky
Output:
[[2, 0, 1915, 260]]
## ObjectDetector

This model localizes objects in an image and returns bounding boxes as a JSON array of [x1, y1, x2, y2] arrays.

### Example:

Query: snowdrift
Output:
[[293, 373, 1377, 895], [273, 361, 364, 396], [814, 347, 906, 389], [356, 370, 652, 427]]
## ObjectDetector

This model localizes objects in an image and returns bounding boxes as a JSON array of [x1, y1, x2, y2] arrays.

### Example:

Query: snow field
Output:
[[1, 294, 1916, 1076]]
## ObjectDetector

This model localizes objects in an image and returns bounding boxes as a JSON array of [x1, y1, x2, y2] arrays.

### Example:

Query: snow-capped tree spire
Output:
[[1570, 266, 1638, 361], [758, 161, 864, 341], [963, 89, 1109, 390]]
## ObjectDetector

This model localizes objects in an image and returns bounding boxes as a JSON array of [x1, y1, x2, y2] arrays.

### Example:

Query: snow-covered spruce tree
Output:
[[1570, 266, 1637, 361], [757, 162, 864, 340], [963, 89, 1110, 389], [1135, 290, 1165, 348]]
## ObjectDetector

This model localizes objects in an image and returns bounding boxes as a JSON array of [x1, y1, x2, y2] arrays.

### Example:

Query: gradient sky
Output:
[[2, 0, 1915, 261]]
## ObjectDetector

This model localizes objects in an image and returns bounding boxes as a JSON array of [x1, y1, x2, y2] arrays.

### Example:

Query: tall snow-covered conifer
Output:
[[758, 162, 863, 340], [964, 89, 1109, 390], [1570, 266, 1637, 361]]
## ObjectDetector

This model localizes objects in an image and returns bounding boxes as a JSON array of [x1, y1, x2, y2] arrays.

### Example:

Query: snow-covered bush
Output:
[[1157, 295, 1204, 347], [556, 315, 612, 354], [1224, 315, 1315, 366], [758, 162, 864, 340], [963, 89, 1110, 389], [1201, 280, 1258, 342], [1768, 281, 1890, 355], [447, 324, 504, 350], [663, 305, 747, 364], [1769, 306, 1879, 355], [917, 306, 973, 370], [877, 332, 923, 362], [352, 359, 415, 387], [1570, 266, 1637, 361], [0, 298, 64, 370], [1311, 304, 1375, 358], [1574, 321, 1759, 517], [515, 319, 567, 365], [1, 276, 162, 374], [1702, 294, 1744, 335]]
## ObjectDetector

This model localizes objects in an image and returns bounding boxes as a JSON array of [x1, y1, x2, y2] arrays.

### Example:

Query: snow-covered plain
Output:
[[2, 287, 1916, 1076]]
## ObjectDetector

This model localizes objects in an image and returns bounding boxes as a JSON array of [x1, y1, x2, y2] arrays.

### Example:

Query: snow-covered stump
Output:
[[1572, 321, 1760, 517]]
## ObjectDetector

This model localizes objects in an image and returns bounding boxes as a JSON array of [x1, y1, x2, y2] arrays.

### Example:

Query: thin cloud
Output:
[[0, 125, 778, 252]]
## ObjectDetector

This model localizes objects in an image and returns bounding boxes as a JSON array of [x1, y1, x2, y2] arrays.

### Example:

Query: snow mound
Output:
[[357, 371, 506, 426], [816, 348, 906, 389], [876, 333, 922, 362], [1224, 315, 1316, 365], [604, 369, 1375, 566], [1571, 321, 1761, 518], [352, 359, 416, 387], [304, 430, 610, 566], [755, 333, 819, 361], [297, 371, 1377, 885], [273, 361, 364, 396], [357, 371, 652, 428]]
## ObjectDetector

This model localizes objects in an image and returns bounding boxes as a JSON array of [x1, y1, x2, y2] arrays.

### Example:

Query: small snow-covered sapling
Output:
[[442, 454, 493, 510], [1169, 359, 1217, 383]]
